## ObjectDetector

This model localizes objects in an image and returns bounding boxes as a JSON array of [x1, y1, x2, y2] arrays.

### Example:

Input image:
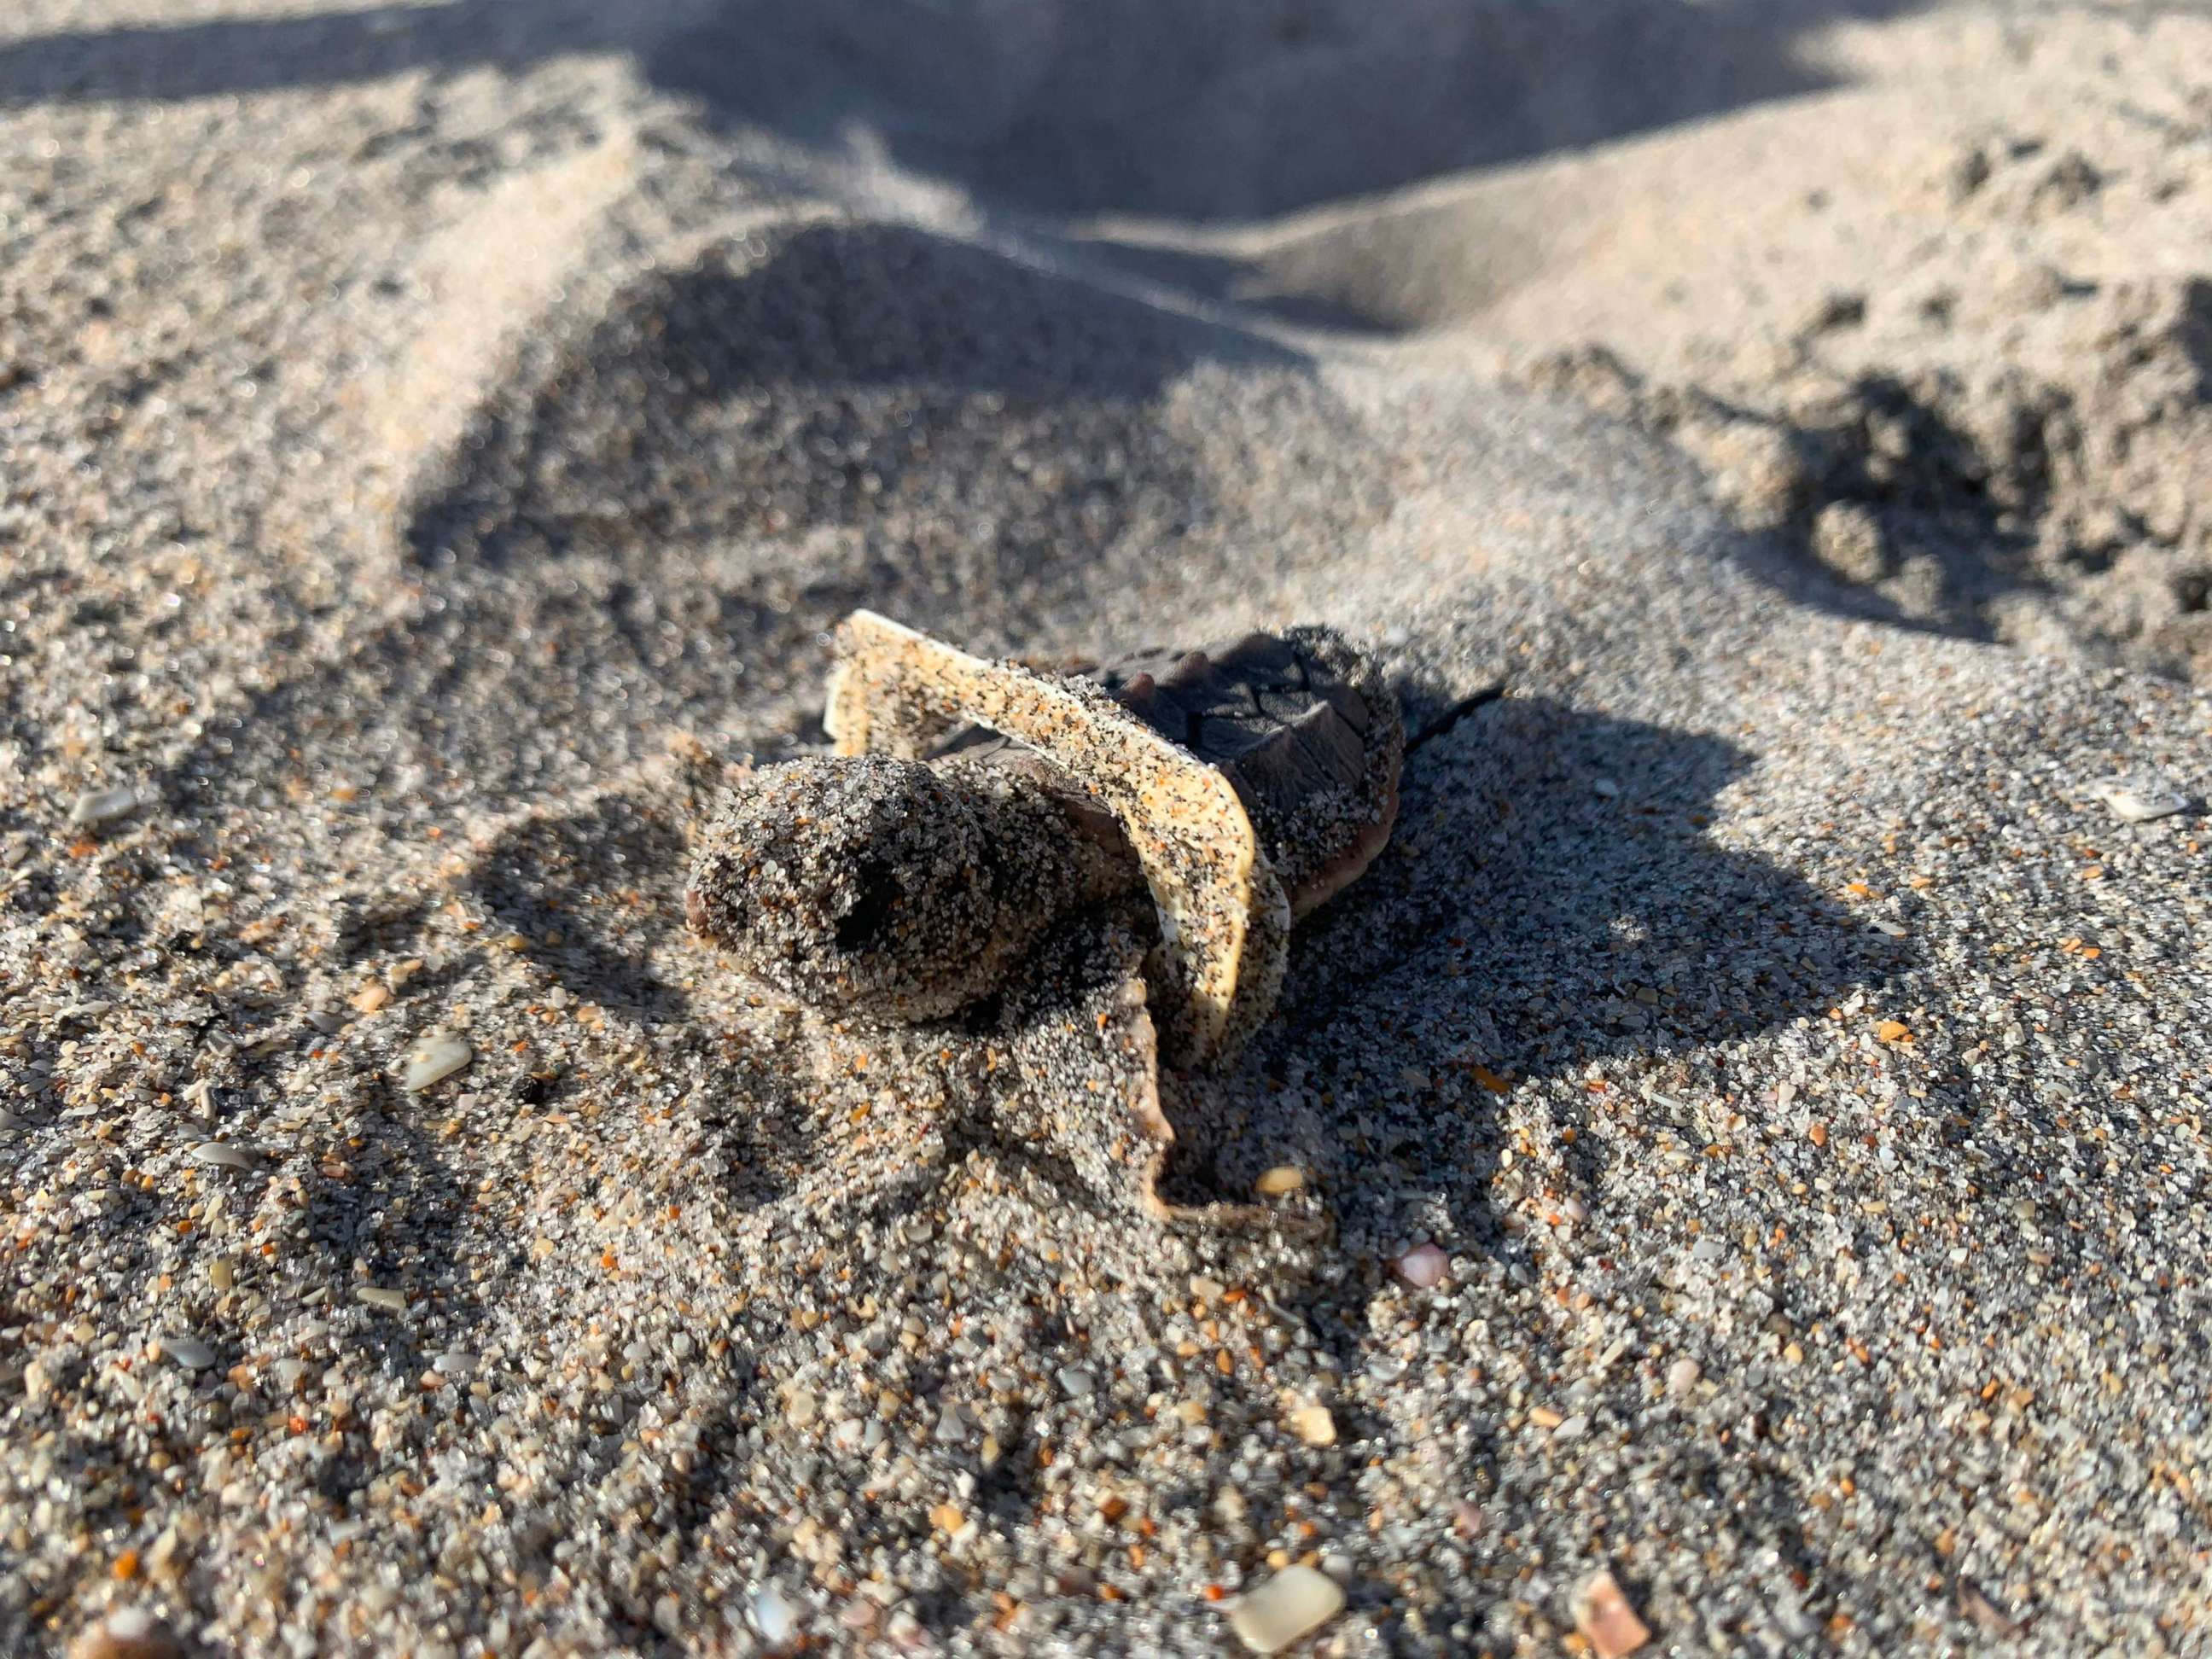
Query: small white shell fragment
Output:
[[67, 783, 143, 827], [1393, 1243, 1449, 1289], [401, 1031, 472, 1091], [1254, 1165, 1306, 1197], [356, 1286, 408, 1313], [753, 1586, 800, 1648], [1289, 1403, 1337, 1447], [432, 1350, 478, 1377], [188, 1140, 254, 1171], [2097, 780, 2191, 823], [156, 1335, 216, 1370], [1230, 1564, 1346, 1654]]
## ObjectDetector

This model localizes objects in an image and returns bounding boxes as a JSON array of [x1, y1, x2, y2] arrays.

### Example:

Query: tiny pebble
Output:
[[401, 1031, 473, 1091], [188, 1140, 254, 1171], [70, 1607, 183, 1659], [1056, 1366, 1096, 1399], [1592, 777, 1621, 797], [432, 1350, 478, 1377], [1254, 1165, 1306, 1197], [785, 1388, 818, 1429], [1551, 1412, 1589, 1441], [156, 1336, 216, 1370], [1392, 1242, 1449, 1289], [356, 1287, 407, 1313], [1667, 1357, 1702, 1395], [1289, 1404, 1337, 1447], [1575, 1569, 1653, 1657], [753, 1586, 800, 1648], [1230, 1563, 1346, 1654]]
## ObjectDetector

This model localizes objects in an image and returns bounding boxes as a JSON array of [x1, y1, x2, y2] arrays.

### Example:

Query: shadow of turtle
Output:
[[1162, 694, 1918, 1250], [466, 792, 697, 1028]]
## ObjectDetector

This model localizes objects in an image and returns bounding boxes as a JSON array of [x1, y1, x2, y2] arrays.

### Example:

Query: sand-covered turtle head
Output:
[[685, 754, 1007, 1021]]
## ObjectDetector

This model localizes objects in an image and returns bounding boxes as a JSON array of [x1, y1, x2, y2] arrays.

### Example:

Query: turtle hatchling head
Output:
[[685, 754, 1004, 1021]]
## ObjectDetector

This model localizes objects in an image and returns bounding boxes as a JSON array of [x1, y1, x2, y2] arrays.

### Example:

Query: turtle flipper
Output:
[[826, 609, 1291, 1071]]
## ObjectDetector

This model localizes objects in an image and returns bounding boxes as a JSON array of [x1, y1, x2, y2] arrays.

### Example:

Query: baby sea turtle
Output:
[[686, 610, 1403, 1069]]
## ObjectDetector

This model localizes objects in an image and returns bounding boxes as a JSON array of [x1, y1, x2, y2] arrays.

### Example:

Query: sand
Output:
[[3, 2, 2210, 1655]]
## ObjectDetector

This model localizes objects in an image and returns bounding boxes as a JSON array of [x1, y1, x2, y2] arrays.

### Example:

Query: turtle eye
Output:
[[835, 857, 905, 951]]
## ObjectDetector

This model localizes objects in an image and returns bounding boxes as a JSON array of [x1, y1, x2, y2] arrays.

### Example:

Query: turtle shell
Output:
[[1081, 627, 1402, 917]]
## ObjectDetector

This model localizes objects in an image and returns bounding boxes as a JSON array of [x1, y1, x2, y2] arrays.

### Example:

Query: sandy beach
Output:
[[4, 3, 2211, 1654]]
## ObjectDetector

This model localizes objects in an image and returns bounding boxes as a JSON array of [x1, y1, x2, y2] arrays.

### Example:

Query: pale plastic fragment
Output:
[[401, 1031, 472, 1091], [1393, 1242, 1449, 1289], [156, 1335, 216, 1370], [1230, 1564, 1346, 1654], [432, 1350, 478, 1377], [356, 1286, 407, 1313], [189, 1140, 253, 1171]]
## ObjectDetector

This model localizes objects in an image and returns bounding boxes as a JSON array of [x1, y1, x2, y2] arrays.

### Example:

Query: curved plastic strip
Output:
[[825, 609, 1290, 1070]]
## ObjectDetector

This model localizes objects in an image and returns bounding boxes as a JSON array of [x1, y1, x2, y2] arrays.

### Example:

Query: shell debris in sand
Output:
[[67, 783, 144, 828], [1230, 1564, 1346, 1653], [188, 1140, 254, 1171], [154, 1336, 216, 1371], [401, 1031, 473, 1091], [2096, 779, 2192, 824]]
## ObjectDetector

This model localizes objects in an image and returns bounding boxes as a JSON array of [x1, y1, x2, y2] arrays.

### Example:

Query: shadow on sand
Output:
[[1161, 691, 1918, 1238], [3, 0, 1929, 219]]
